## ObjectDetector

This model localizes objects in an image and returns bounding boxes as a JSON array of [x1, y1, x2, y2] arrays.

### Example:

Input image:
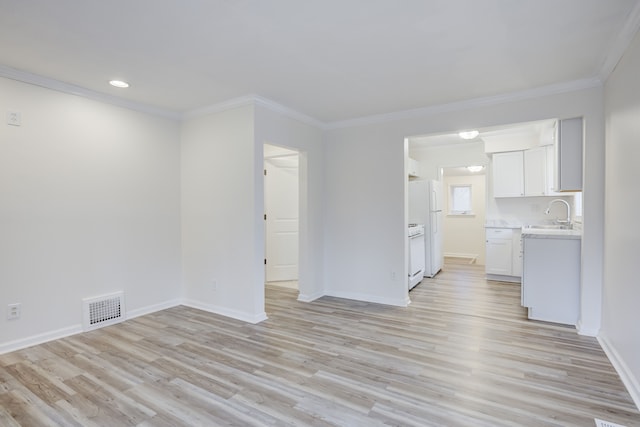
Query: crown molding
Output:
[[0, 65, 181, 120], [598, 1, 640, 82], [253, 95, 326, 129], [1, 63, 606, 132], [325, 78, 602, 130], [183, 94, 326, 129], [181, 95, 257, 120]]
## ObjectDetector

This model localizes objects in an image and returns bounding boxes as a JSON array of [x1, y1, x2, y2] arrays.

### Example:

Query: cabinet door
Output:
[[511, 230, 522, 277], [555, 117, 583, 191], [524, 147, 547, 196], [493, 151, 524, 197], [486, 238, 512, 275]]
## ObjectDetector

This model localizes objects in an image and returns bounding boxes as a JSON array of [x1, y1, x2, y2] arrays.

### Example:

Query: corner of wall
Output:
[[598, 334, 640, 411]]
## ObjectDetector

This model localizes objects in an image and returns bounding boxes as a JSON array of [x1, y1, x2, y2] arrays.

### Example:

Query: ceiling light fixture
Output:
[[467, 165, 484, 173], [458, 130, 479, 140], [109, 80, 130, 88]]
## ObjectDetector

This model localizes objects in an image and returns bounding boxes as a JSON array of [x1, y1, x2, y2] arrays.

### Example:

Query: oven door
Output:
[[408, 232, 425, 290]]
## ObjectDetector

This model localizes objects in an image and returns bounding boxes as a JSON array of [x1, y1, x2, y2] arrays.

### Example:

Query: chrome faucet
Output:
[[545, 199, 571, 224]]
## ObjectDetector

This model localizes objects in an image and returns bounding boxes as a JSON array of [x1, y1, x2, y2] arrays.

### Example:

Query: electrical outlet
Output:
[[7, 303, 21, 320], [7, 111, 21, 126]]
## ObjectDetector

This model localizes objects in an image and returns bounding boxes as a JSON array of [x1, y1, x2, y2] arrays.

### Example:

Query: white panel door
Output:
[[265, 156, 299, 282]]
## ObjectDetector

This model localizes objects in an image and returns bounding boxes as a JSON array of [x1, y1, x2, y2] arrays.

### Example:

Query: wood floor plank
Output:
[[0, 260, 639, 426]]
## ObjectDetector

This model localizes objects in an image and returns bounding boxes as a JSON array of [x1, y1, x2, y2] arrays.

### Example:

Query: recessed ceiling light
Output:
[[109, 80, 129, 88], [467, 165, 484, 172], [459, 130, 479, 140]]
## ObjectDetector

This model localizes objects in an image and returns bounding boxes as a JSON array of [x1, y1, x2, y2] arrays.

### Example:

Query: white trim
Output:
[[181, 299, 268, 324], [0, 65, 181, 120], [181, 95, 257, 120], [297, 291, 325, 302], [485, 273, 521, 284], [325, 78, 602, 130], [127, 298, 182, 320], [0, 324, 82, 355], [182, 94, 326, 129], [598, 1, 640, 82], [598, 335, 640, 411], [576, 319, 599, 337], [324, 290, 410, 307], [253, 95, 326, 129], [2, 63, 609, 132], [444, 253, 479, 263], [1, 298, 181, 355]]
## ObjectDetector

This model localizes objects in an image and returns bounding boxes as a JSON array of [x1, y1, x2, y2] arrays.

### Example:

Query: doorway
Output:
[[264, 144, 299, 289], [440, 166, 487, 265]]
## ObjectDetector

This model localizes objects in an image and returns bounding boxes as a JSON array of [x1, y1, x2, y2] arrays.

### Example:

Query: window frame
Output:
[[448, 183, 474, 216]]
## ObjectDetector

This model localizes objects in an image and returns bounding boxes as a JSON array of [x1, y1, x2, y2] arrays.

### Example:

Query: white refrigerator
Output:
[[409, 179, 444, 277]]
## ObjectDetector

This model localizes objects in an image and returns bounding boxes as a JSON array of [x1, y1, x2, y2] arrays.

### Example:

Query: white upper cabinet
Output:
[[408, 157, 421, 178], [493, 151, 524, 197], [493, 146, 557, 198], [555, 117, 583, 191], [524, 147, 547, 196]]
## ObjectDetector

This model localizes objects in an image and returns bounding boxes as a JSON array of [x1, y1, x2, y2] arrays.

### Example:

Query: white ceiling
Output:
[[1, 0, 639, 124]]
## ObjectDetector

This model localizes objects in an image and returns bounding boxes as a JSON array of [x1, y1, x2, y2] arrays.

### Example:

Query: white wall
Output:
[[324, 86, 604, 333], [0, 77, 182, 351], [254, 104, 325, 302], [409, 140, 489, 180], [442, 174, 486, 265], [180, 105, 267, 323], [324, 127, 409, 306], [601, 29, 640, 408], [180, 102, 325, 321]]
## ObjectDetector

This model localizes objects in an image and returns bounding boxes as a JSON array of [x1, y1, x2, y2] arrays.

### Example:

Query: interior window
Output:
[[450, 184, 472, 215]]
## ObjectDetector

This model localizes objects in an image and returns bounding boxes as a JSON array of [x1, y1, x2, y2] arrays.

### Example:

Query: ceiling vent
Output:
[[82, 291, 125, 331]]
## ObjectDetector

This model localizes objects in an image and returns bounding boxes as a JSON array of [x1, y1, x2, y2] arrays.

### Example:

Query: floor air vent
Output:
[[595, 419, 627, 427], [82, 291, 125, 331]]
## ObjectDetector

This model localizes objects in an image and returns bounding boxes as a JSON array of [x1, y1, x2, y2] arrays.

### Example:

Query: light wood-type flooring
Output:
[[1, 260, 639, 426]]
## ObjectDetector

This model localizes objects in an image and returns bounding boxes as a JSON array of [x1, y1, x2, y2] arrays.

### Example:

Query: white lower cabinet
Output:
[[485, 228, 521, 281], [522, 235, 580, 325], [511, 229, 523, 277]]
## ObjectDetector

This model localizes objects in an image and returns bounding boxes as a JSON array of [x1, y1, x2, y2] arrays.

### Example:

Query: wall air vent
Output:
[[82, 291, 125, 331], [594, 419, 627, 427]]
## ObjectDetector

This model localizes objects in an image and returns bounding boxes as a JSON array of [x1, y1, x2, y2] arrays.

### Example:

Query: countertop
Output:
[[484, 220, 524, 229], [486, 219, 583, 239], [521, 228, 582, 239]]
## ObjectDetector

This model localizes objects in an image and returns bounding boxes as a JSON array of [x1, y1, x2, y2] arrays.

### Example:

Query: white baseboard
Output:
[[444, 252, 479, 261], [0, 324, 83, 355], [127, 298, 182, 320], [576, 319, 599, 337], [485, 273, 521, 283], [598, 334, 640, 411], [181, 299, 268, 324], [324, 290, 410, 307], [0, 298, 182, 355], [297, 291, 324, 302]]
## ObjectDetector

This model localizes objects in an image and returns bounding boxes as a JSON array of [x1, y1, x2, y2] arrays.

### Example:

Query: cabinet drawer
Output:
[[486, 228, 513, 239]]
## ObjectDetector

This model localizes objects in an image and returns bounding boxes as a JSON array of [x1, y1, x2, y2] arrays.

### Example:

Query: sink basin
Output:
[[524, 224, 573, 230]]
